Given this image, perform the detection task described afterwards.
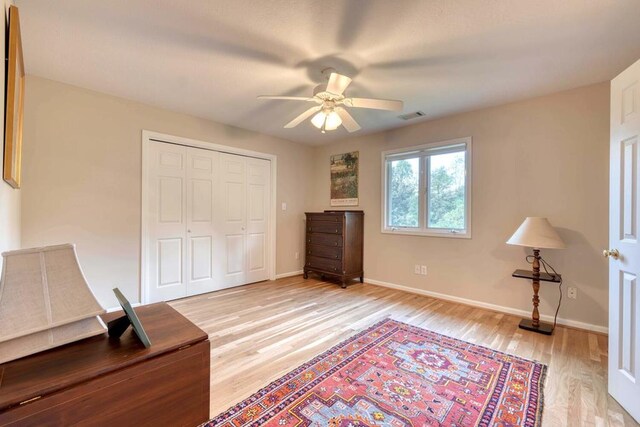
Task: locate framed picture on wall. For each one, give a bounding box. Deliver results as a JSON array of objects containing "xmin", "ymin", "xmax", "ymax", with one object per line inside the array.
[
  {"xmin": 3, "ymin": 5, "xmax": 25, "ymax": 189},
  {"xmin": 330, "ymin": 151, "xmax": 359, "ymax": 206}
]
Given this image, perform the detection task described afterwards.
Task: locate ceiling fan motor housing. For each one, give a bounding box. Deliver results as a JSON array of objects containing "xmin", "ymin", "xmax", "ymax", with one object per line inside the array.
[{"xmin": 313, "ymin": 84, "xmax": 343, "ymax": 100}]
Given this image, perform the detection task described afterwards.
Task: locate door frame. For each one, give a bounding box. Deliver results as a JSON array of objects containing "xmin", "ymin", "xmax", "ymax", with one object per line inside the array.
[{"xmin": 140, "ymin": 130, "xmax": 277, "ymax": 304}]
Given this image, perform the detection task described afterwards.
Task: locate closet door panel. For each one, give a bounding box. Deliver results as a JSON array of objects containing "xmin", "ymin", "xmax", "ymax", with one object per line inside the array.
[
  {"xmin": 246, "ymin": 158, "xmax": 271, "ymax": 283},
  {"xmin": 186, "ymin": 148, "xmax": 219, "ymax": 296},
  {"xmin": 147, "ymin": 142, "xmax": 188, "ymax": 303},
  {"xmin": 248, "ymin": 233, "xmax": 265, "ymax": 272},
  {"xmin": 190, "ymin": 236, "xmax": 212, "ymax": 280},
  {"xmin": 219, "ymin": 153, "xmax": 247, "ymax": 287},
  {"xmin": 226, "ymin": 234, "xmax": 244, "ymax": 274}
]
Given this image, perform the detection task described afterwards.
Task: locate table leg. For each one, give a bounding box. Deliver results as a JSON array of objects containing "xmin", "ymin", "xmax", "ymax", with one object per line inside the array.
[{"xmin": 531, "ymin": 278, "xmax": 540, "ymax": 328}]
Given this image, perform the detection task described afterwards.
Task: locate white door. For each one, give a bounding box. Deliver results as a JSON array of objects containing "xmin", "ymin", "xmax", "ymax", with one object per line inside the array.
[
  {"xmin": 246, "ymin": 157, "xmax": 271, "ymax": 283},
  {"xmin": 219, "ymin": 153, "xmax": 248, "ymax": 287},
  {"xmin": 609, "ymin": 58, "xmax": 640, "ymax": 423},
  {"xmin": 145, "ymin": 141, "xmax": 272, "ymax": 302},
  {"xmin": 186, "ymin": 147, "xmax": 219, "ymax": 296},
  {"xmin": 218, "ymin": 153, "xmax": 271, "ymax": 288},
  {"xmin": 147, "ymin": 142, "xmax": 188, "ymax": 302},
  {"xmin": 146, "ymin": 142, "xmax": 220, "ymax": 302}
]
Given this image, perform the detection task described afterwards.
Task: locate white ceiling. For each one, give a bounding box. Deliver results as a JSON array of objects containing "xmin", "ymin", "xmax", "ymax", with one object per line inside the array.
[{"xmin": 15, "ymin": 0, "xmax": 640, "ymax": 145}]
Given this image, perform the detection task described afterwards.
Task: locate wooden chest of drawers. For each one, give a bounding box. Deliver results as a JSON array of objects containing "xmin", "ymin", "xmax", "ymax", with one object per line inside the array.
[
  {"xmin": 0, "ymin": 303, "xmax": 210, "ymax": 426},
  {"xmin": 304, "ymin": 211, "xmax": 364, "ymax": 288}
]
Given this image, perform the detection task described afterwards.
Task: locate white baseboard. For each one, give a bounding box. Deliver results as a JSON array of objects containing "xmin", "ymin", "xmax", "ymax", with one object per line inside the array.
[
  {"xmin": 275, "ymin": 270, "xmax": 304, "ymax": 279},
  {"xmin": 364, "ymin": 277, "xmax": 608, "ymax": 335}
]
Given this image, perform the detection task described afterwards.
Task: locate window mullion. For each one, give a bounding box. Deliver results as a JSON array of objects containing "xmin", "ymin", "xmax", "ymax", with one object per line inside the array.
[
  {"xmin": 385, "ymin": 160, "xmax": 391, "ymax": 228},
  {"xmin": 422, "ymin": 155, "xmax": 429, "ymax": 232}
]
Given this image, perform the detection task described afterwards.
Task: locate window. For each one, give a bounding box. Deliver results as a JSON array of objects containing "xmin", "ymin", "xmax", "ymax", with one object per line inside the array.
[{"xmin": 382, "ymin": 137, "xmax": 471, "ymax": 238}]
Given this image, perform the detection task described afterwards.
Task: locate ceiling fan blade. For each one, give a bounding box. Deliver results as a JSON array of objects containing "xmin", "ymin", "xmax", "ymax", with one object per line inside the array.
[
  {"xmin": 343, "ymin": 97, "xmax": 403, "ymax": 111},
  {"xmin": 258, "ymin": 95, "xmax": 317, "ymax": 102},
  {"xmin": 284, "ymin": 106, "xmax": 322, "ymax": 128},
  {"xmin": 335, "ymin": 107, "xmax": 361, "ymax": 133},
  {"xmin": 326, "ymin": 73, "xmax": 352, "ymax": 95}
]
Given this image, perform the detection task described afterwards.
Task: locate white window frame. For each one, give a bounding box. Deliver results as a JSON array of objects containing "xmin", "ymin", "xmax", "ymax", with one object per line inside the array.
[{"xmin": 381, "ymin": 137, "xmax": 472, "ymax": 238}]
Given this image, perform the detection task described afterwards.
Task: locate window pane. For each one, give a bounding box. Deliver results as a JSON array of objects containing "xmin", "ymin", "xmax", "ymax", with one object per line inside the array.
[
  {"xmin": 388, "ymin": 158, "xmax": 419, "ymax": 227},
  {"xmin": 428, "ymin": 151, "xmax": 466, "ymax": 230}
]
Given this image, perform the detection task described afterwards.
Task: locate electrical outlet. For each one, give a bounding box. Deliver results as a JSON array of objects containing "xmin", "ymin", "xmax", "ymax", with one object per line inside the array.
[
  {"xmin": 567, "ymin": 287, "xmax": 577, "ymax": 299},
  {"xmin": 295, "ymin": 252, "xmax": 299, "ymax": 260},
  {"xmin": 420, "ymin": 265, "xmax": 428, "ymax": 275},
  {"xmin": 414, "ymin": 264, "xmax": 421, "ymax": 274},
  {"xmin": 281, "ymin": 202, "xmax": 287, "ymax": 211}
]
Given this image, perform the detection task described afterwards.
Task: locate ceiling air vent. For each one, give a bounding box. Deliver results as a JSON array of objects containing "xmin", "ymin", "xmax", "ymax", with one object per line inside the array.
[{"xmin": 398, "ymin": 111, "xmax": 425, "ymax": 121}]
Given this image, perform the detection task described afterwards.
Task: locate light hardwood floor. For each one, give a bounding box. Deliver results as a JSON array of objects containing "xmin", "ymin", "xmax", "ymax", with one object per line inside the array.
[{"xmin": 170, "ymin": 276, "xmax": 637, "ymax": 427}]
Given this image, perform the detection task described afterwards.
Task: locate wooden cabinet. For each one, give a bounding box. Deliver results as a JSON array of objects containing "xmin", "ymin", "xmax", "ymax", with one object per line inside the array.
[
  {"xmin": 304, "ymin": 211, "xmax": 364, "ymax": 288},
  {"xmin": 0, "ymin": 303, "xmax": 210, "ymax": 427}
]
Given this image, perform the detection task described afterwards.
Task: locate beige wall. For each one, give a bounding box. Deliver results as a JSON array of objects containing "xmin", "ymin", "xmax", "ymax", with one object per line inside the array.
[
  {"xmin": 309, "ymin": 83, "xmax": 610, "ymax": 329},
  {"xmin": 0, "ymin": 0, "xmax": 20, "ymax": 272},
  {"xmin": 20, "ymin": 75, "xmax": 610, "ymax": 328},
  {"xmin": 21, "ymin": 76, "xmax": 313, "ymax": 308}
]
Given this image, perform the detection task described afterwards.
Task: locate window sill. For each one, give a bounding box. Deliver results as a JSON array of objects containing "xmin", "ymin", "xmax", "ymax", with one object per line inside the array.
[{"xmin": 381, "ymin": 228, "xmax": 471, "ymax": 239}]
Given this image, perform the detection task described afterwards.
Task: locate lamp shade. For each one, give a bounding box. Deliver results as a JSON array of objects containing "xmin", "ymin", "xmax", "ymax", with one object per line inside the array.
[
  {"xmin": 506, "ymin": 217, "xmax": 566, "ymax": 249},
  {"xmin": 0, "ymin": 244, "xmax": 106, "ymax": 363}
]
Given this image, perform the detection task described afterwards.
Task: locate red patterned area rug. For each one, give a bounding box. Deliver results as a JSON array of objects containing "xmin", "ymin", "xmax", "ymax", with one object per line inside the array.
[{"xmin": 205, "ymin": 319, "xmax": 546, "ymax": 427}]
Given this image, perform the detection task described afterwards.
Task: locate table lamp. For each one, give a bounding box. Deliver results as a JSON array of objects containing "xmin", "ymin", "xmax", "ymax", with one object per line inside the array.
[
  {"xmin": 507, "ymin": 217, "xmax": 566, "ymax": 334},
  {"xmin": 0, "ymin": 244, "xmax": 106, "ymax": 364}
]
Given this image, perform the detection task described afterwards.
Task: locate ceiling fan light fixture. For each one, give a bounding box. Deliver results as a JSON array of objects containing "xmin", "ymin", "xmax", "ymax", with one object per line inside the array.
[
  {"xmin": 311, "ymin": 111, "xmax": 326, "ymax": 129},
  {"xmin": 324, "ymin": 111, "xmax": 342, "ymax": 130}
]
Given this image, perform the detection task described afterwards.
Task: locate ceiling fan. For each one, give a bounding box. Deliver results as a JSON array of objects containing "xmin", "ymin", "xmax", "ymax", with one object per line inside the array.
[{"xmin": 257, "ymin": 69, "xmax": 403, "ymax": 133}]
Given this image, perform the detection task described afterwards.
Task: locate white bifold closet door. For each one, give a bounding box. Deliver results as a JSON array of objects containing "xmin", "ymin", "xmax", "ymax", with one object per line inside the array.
[
  {"xmin": 146, "ymin": 141, "xmax": 270, "ymax": 303},
  {"xmin": 219, "ymin": 153, "xmax": 271, "ymax": 287}
]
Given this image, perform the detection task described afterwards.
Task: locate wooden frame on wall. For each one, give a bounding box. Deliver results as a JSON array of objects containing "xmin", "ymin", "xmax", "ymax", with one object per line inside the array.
[
  {"xmin": 330, "ymin": 151, "xmax": 359, "ymax": 207},
  {"xmin": 3, "ymin": 5, "xmax": 25, "ymax": 189}
]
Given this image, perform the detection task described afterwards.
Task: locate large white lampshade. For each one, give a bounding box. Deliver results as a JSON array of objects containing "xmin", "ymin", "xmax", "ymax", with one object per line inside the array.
[
  {"xmin": 506, "ymin": 217, "xmax": 566, "ymax": 249},
  {"xmin": 0, "ymin": 244, "xmax": 106, "ymax": 364}
]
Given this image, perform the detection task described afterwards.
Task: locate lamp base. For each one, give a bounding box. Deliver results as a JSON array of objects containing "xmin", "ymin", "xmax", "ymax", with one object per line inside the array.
[{"xmin": 518, "ymin": 318, "xmax": 554, "ymax": 335}]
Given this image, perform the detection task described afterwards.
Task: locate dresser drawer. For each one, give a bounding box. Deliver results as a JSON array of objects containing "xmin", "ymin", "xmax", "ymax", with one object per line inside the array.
[
  {"xmin": 307, "ymin": 244, "xmax": 342, "ymax": 260},
  {"xmin": 308, "ymin": 221, "xmax": 343, "ymax": 234},
  {"xmin": 306, "ymin": 213, "xmax": 342, "ymax": 223},
  {"xmin": 306, "ymin": 256, "xmax": 342, "ymax": 273},
  {"xmin": 307, "ymin": 233, "xmax": 343, "ymax": 247}
]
